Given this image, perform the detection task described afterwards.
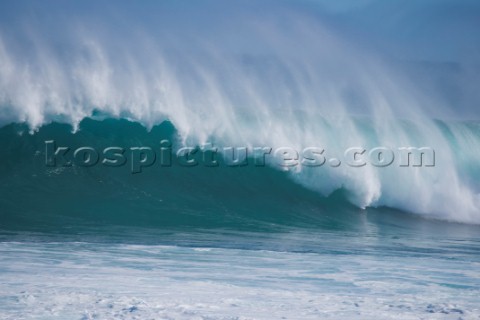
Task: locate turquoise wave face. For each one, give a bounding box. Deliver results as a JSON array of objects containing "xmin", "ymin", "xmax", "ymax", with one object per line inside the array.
[
  {"xmin": 0, "ymin": 118, "xmax": 355, "ymax": 233},
  {"xmin": 0, "ymin": 118, "xmax": 479, "ymax": 241}
]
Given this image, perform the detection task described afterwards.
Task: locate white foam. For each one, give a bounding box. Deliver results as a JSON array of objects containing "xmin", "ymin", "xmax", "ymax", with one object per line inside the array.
[{"xmin": 0, "ymin": 241, "xmax": 479, "ymax": 319}]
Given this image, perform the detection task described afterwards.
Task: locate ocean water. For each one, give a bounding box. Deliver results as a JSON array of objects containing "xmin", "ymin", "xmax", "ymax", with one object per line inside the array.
[
  {"xmin": 1, "ymin": 120, "xmax": 480, "ymax": 319},
  {"xmin": 1, "ymin": 0, "xmax": 480, "ymax": 319}
]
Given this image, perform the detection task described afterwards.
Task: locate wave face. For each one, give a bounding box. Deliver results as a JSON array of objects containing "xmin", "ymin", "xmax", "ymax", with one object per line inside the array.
[
  {"xmin": 0, "ymin": 0, "xmax": 480, "ymax": 224},
  {"xmin": 0, "ymin": 118, "xmax": 479, "ymax": 230}
]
